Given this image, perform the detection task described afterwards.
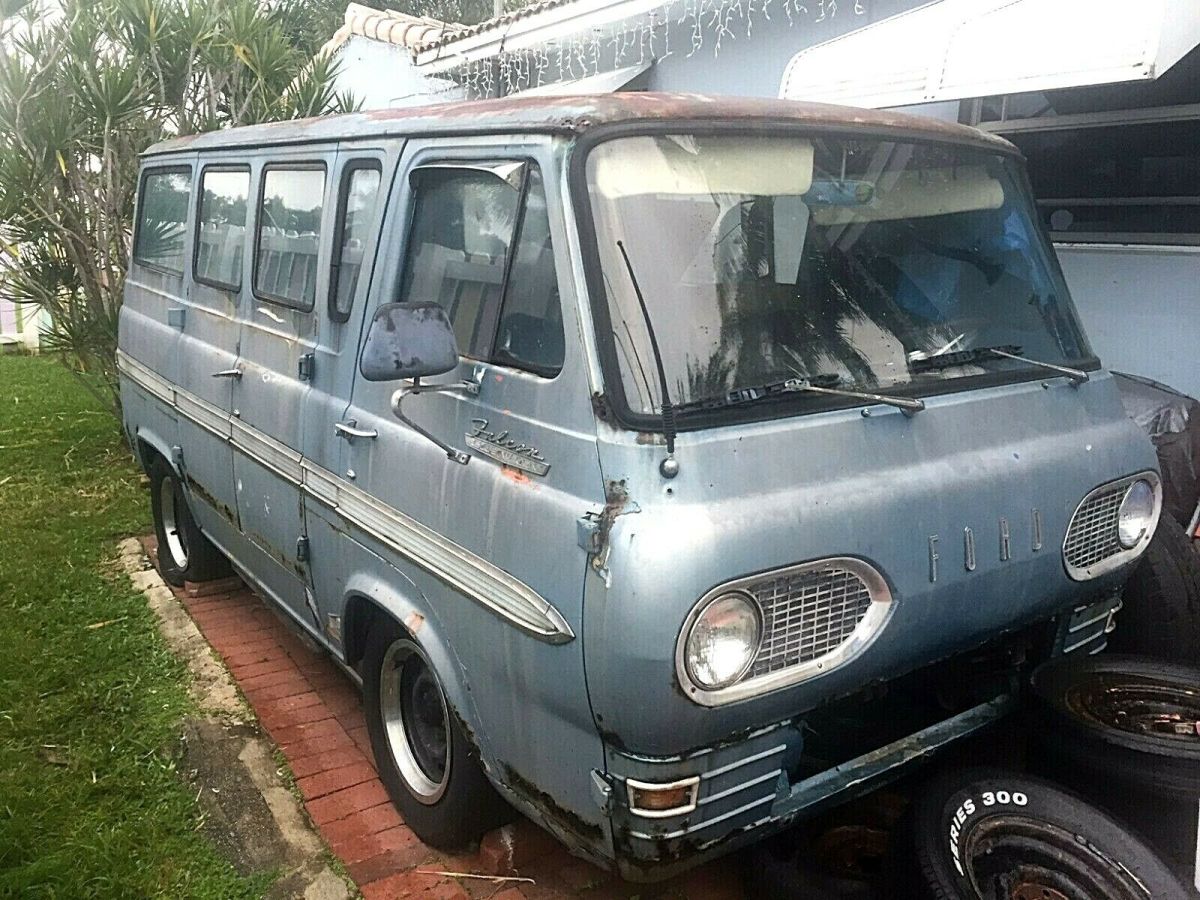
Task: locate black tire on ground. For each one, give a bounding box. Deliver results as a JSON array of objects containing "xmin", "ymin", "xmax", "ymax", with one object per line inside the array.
[
  {"xmin": 898, "ymin": 768, "xmax": 1186, "ymax": 899},
  {"xmin": 362, "ymin": 615, "xmax": 508, "ymax": 850},
  {"xmin": 1111, "ymin": 515, "xmax": 1200, "ymax": 664},
  {"xmin": 148, "ymin": 456, "xmax": 231, "ymax": 587},
  {"xmin": 1029, "ymin": 654, "xmax": 1200, "ymax": 885}
]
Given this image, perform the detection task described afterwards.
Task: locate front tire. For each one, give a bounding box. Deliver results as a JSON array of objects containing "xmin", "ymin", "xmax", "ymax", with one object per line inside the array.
[
  {"xmin": 362, "ymin": 617, "xmax": 507, "ymax": 850},
  {"xmin": 148, "ymin": 456, "xmax": 230, "ymax": 587},
  {"xmin": 899, "ymin": 768, "xmax": 1185, "ymax": 899},
  {"xmin": 1113, "ymin": 515, "xmax": 1200, "ymax": 664}
]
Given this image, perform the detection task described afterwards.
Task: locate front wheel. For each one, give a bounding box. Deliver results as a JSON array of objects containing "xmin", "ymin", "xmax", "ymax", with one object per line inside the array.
[
  {"xmin": 900, "ymin": 768, "xmax": 1186, "ymax": 899},
  {"xmin": 362, "ymin": 618, "xmax": 507, "ymax": 850},
  {"xmin": 148, "ymin": 456, "xmax": 230, "ymax": 587}
]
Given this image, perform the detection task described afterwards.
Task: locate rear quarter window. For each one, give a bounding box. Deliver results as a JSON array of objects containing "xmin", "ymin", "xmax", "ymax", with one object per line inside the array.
[{"xmin": 133, "ymin": 167, "xmax": 192, "ymax": 275}]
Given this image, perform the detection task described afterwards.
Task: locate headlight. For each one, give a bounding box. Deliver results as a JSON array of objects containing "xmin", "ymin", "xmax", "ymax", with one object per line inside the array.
[
  {"xmin": 1118, "ymin": 479, "xmax": 1156, "ymax": 549},
  {"xmin": 684, "ymin": 592, "xmax": 762, "ymax": 690}
]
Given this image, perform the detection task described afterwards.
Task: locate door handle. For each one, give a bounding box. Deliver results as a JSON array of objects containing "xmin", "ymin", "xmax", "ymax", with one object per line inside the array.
[
  {"xmin": 334, "ymin": 421, "xmax": 378, "ymax": 441},
  {"xmin": 212, "ymin": 368, "xmax": 242, "ymax": 379}
]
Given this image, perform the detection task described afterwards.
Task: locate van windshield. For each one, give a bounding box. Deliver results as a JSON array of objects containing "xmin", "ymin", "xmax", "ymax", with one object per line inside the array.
[{"xmin": 585, "ymin": 133, "xmax": 1093, "ymax": 419}]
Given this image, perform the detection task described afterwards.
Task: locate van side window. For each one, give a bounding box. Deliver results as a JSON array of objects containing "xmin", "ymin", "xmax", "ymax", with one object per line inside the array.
[
  {"xmin": 398, "ymin": 163, "xmax": 564, "ymax": 376},
  {"xmin": 195, "ymin": 167, "xmax": 250, "ymax": 290},
  {"xmin": 255, "ymin": 165, "xmax": 327, "ymax": 310},
  {"xmin": 133, "ymin": 167, "xmax": 191, "ymax": 275},
  {"xmin": 330, "ymin": 162, "xmax": 382, "ymax": 322}
]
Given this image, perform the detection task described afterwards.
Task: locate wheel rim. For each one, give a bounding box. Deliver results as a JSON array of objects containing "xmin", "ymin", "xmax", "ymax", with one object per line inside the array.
[
  {"xmin": 1066, "ymin": 672, "xmax": 1200, "ymax": 742},
  {"xmin": 963, "ymin": 815, "xmax": 1152, "ymax": 900},
  {"xmin": 379, "ymin": 638, "xmax": 450, "ymax": 804},
  {"xmin": 159, "ymin": 475, "xmax": 189, "ymax": 570}
]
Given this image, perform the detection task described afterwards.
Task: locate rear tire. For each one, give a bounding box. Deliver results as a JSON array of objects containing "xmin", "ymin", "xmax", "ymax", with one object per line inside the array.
[
  {"xmin": 362, "ymin": 616, "xmax": 507, "ymax": 850},
  {"xmin": 148, "ymin": 456, "xmax": 230, "ymax": 587},
  {"xmin": 899, "ymin": 768, "xmax": 1186, "ymax": 899},
  {"xmin": 1113, "ymin": 515, "xmax": 1200, "ymax": 664}
]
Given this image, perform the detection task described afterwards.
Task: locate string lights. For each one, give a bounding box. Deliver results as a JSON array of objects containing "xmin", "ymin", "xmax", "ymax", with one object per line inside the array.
[{"xmin": 435, "ymin": 0, "xmax": 868, "ymax": 99}]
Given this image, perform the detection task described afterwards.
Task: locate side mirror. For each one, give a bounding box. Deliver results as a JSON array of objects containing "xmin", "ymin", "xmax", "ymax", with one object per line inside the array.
[{"xmin": 360, "ymin": 302, "xmax": 459, "ymax": 382}]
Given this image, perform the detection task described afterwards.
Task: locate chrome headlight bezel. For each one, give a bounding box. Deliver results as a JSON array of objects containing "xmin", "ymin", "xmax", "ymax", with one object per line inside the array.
[
  {"xmin": 1063, "ymin": 470, "xmax": 1162, "ymax": 581},
  {"xmin": 675, "ymin": 557, "xmax": 893, "ymax": 707}
]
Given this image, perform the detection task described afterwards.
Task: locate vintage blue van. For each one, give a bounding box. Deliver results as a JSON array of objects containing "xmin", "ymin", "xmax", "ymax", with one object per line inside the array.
[{"xmin": 117, "ymin": 94, "xmax": 1162, "ymax": 879}]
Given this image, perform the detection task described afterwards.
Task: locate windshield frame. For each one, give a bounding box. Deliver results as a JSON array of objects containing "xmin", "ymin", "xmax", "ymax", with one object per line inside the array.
[{"xmin": 569, "ymin": 119, "xmax": 1100, "ymax": 433}]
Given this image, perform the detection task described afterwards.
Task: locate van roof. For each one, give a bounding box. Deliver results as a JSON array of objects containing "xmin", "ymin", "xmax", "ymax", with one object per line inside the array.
[{"xmin": 143, "ymin": 92, "xmax": 1014, "ymax": 158}]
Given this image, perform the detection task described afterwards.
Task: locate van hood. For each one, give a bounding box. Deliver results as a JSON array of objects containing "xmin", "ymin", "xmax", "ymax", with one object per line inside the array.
[{"xmin": 582, "ymin": 373, "xmax": 1158, "ymax": 755}]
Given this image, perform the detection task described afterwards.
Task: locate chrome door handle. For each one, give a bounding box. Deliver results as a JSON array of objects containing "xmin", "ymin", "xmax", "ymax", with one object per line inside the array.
[
  {"xmin": 334, "ymin": 421, "xmax": 378, "ymax": 441},
  {"xmin": 212, "ymin": 368, "xmax": 242, "ymax": 379}
]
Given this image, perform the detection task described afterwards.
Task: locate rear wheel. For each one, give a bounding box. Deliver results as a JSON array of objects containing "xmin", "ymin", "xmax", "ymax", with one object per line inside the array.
[
  {"xmin": 900, "ymin": 768, "xmax": 1185, "ymax": 899},
  {"xmin": 148, "ymin": 456, "xmax": 230, "ymax": 587},
  {"xmin": 362, "ymin": 616, "xmax": 507, "ymax": 849}
]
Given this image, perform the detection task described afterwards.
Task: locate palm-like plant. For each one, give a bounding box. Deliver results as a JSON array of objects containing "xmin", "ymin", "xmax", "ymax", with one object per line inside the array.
[{"xmin": 0, "ymin": 0, "xmax": 359, "ymax": 413}]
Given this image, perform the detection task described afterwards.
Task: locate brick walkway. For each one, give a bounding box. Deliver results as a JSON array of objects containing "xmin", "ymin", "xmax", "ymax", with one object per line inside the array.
[{"xmin": 147, "ymin": 539, "xmax": 745, "ymax": 900}]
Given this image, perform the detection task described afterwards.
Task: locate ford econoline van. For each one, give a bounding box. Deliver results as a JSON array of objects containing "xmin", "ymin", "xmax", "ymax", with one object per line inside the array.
[{"xmin": 118, "ymin": 94, "xmax": 1161, "ymax": 880}]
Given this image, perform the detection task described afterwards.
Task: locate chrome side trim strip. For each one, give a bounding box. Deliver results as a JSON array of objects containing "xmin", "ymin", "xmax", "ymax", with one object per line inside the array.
[
  {"xmin": 231, "ymin": 418, "xmax": 303, "ymax": 483},
  {"xmin": 117, "ymin": 351, "xmax": 575, "ymax": 644},
  {"xmin": 628, "ymin": 795, "xmax": 774, "ymax": 841},
  {"xmin": 697, "ymin": 770, "xmax": 780, "ymax": 807},
  {"xmin": 699, "ymin": 744, "xmax": 787, "ymax": 781}
]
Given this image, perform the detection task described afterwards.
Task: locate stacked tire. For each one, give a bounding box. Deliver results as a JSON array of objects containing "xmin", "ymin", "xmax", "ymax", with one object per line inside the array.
[{"xmin": 1030, "ymin": 654, "xmax": 1200, "ymax": 895}]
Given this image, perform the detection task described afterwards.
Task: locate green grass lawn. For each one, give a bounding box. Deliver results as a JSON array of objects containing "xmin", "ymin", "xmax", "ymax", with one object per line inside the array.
[{"xmin": 0, "ymin": 354, "xmax": 270, "ymax": 898}]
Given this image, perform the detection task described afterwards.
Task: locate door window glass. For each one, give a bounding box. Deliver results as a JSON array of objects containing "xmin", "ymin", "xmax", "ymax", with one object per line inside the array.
[
  {"xmin": 134, "ymin": 167, "xmax": 191, "ymax": 275},
  {"xmin": 195, "ymin": 168, "xmax": 250, "ymax": 290},
  {"xmin": 255, "ymin": 166, "xmax": 327, "ymax": 310},
  {"xmin": 330, "ymin": 163, "xmax": 382, "ymax": 322},
  {"xmin": 398, "ymin": 163, "xmax": 564, "ymax": 376}
]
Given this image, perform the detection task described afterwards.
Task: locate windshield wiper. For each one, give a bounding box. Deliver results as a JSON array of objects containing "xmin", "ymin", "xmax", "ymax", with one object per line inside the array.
[
  {"xmin": 675, "ymin": 375, "xmax": 925, "ymax": 417},
  {"xmin": 909, "ymin": 344, "xmax": 1089, "ymax": 385}
]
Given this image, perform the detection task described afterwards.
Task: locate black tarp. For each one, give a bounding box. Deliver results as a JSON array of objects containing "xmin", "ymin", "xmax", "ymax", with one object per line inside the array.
[{"xmin": 1113, "ymin": 372, "xmax": 1200, "ymax": 527}]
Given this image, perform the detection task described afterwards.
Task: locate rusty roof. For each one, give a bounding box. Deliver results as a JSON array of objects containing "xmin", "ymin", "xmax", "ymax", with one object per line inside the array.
[{"xmin": 143, "ymin": 93, "xmax": 1015, "ymax": 157}]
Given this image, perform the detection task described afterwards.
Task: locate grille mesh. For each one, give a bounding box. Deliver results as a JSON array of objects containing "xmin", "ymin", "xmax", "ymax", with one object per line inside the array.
[
  {"xmin": 1064, "ymin": 483, "xmax": 1126, "ymax": 571},
  {"xmin": 747, "ymin": 566, "xmax": 874, "ymax": 678}
]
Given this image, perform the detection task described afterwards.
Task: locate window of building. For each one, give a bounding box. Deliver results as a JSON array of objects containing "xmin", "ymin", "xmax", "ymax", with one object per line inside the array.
[
  {"xmin": 133, "ymin": 167, "xmax": 191, "ymax": 275},
  {"xmin": 195, "ymin": 167, "xmax": 250, "ymax": 290},
  {"xmin": 1010, "ymin": 117, "xmax": 1200, "ymax": 246},
  {"xmin": 329, "ymin": 162, "xmax": 382, "ymax": 322},
  {"xmin": 397, "ymin": 162, "xmax": 564, "ymax": 377},
  {"xmin": 255, "ymin": 165, "xmax": 327, "ymax": 310}
]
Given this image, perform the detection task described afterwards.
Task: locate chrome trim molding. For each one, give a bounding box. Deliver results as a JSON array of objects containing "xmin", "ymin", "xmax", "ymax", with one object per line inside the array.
[
  {"xmin": 117, "ymin": 350, "xmax": 575, "ymax": 644},
  {"xmin": 676, "ymin": 557, "xmax": 893, "ymax": 707},
  {"xmin": 1062, "ymin": 470, "xmax": 1162, "ymax": 581}
]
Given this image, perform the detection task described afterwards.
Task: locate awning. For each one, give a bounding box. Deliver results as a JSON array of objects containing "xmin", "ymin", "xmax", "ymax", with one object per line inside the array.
[
  {"xmin": 515, "ymin": 62, "xmax": 650, "ymax": 97},
  {"xmin": 779, "ymin": 0, "xmax": 1200, "ymax": 108}
]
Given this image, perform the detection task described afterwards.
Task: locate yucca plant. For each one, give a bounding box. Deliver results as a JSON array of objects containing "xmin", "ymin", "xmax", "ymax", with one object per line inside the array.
[{"xmin": 0, "ymin": 0, "xmax": 359, "ymax": 413}]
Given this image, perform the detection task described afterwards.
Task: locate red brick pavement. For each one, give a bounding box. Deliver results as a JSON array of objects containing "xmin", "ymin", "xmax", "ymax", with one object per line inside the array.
[{"xmin": 143, "ymin": 537, "xmax": 745, "ymax": 899}]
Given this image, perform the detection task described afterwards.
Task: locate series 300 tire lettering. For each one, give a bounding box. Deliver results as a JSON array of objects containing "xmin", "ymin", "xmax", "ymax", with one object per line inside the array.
[{"xmin": 949, "ymin": 789, "xmax": 1030, "ymax": 876}]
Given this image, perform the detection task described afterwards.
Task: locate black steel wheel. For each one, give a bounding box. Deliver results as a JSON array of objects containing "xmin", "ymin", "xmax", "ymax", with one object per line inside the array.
[
  {"xmin": 362, "ymin": 615, "xmax": 508, "ymax": 850},
  {"xmin": 899, "ymin": 769, "xmax": 1185, "ymax": 899},
  {"xmin": 1030, "ymin": 655, "xmax": 1200, "ymax": 888},
  {"xmin": 147, "ymin": 456, "xmax": 230, "ymax": 587}
]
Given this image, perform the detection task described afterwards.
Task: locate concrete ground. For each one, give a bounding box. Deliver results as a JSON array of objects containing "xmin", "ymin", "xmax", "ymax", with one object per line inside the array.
[{"xmin": 132, "ymin": 536, "xmax": 746, "ymax": 900}]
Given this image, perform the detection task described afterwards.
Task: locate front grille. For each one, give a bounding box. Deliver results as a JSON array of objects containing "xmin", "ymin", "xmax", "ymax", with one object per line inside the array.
[
  {"xmin": 1063, "ymin": 482, "xmax": 1126, "ymax": 571},
  {"xmin": 747, "ymin": 565, "xmax": 875, "ymax": 678}
]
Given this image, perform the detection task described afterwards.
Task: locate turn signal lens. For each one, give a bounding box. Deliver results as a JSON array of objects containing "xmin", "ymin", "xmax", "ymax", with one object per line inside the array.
[{"xmin": 626, "ymin": 776, "xmax": 700, "ymax": 817}]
